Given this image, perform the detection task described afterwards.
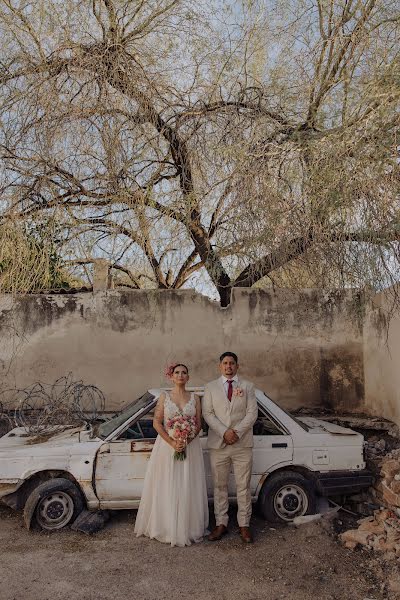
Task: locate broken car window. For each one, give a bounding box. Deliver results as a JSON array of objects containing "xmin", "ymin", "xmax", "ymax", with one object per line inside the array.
[
  {"xmin": 97, "ymin": 392, "xmax": 156, "ymax": 439},
  {"xmin": 253, "ymin": 407, "xmax": 284, "ymax": 435},
  {"xmin": 263, "ymin": 392, "xmax": 310, "ymax": 432}
]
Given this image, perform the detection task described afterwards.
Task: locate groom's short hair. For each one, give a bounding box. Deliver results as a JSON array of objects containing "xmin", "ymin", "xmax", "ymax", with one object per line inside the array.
[{"xmin": 219, "ymin": 351, "xmax": 238, "ymax": 363}]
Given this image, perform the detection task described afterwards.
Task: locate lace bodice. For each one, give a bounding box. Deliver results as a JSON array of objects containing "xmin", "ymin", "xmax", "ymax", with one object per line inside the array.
[{"xmin": 163, "ymin": 391, "xmax": 196, "ymax": 422}]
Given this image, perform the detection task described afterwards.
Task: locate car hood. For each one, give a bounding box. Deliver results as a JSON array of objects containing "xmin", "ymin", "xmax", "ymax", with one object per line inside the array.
[
  {"xmin": 297, "ymin": 417, "xmax": 359, "ymax": 436},
  {"xmin": 0, "ymin": 426, "xmax": 84, "ymax": 450}
]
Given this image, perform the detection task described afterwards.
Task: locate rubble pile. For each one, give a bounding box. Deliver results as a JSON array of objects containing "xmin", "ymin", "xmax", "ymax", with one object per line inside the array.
[
  {"xmin": 366, "ymin": 437, "xmax": 387, "ymax": 459},
  {"xmin": 372, "ymin": 448, "xmax": 400, "ymax": 510},
  {"xmin": 340, "ymin": 450, "xmax": 400, "ymax": 559},
  {"xmin": 340, "ymin": 509, "xmax": 400, "ymax": 559}
]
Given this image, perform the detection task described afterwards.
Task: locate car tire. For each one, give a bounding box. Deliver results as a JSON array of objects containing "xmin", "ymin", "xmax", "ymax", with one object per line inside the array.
[
  {"xmin": 24, "ymin": 478, "xmax": 84, "ymax": 531},
  {"xmin": 258, "ymin": 471, "xmax": 316, "ymax": 523}
]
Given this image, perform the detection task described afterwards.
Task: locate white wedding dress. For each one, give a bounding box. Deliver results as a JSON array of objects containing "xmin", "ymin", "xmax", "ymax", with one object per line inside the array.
[{"xmin": 134, "ymin": 391, "xmax": 209, "ymax": 547}]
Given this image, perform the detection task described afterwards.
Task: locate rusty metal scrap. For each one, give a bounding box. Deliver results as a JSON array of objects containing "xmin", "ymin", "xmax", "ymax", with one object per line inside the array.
[{"xmin": 0, "ymin": 374, "xmax": 105, "ymax": 436}]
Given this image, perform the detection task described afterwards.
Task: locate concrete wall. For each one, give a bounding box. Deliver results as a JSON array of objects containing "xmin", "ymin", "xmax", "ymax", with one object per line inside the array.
[
  {"xmin": 364, "ymin": 287, "xmax": 400, "ymax": 426},
  {"xmin": 0, "ymin": 288, "xmax": 365, "ymax": 411}
]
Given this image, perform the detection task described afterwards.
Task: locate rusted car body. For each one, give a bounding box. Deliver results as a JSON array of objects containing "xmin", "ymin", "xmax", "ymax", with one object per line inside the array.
[{"xmin": 0, "ymin": 388, "xmax": 373, "ymax": 530}]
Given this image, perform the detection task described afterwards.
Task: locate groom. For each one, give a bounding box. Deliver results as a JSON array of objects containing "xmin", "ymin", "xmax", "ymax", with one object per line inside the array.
[{"xmin": 203, "ymin": 352, "xmax": 258, "ymax": 543}]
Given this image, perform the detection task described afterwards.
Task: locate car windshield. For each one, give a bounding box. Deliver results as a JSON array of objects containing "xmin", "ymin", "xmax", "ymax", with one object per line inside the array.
[
  {"xmin": 262, "ymin": 392, "xmax": 310, "ymax": 432},
  {"xmin": 97, "ymin": 392, "xmax": 156, "ymax": 439}
]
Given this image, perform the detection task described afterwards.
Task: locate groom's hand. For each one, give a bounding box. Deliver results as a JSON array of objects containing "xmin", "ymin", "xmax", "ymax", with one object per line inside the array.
[{"xmin": 223, "ymin": 429, "xmax": 239, "ymax": 445}]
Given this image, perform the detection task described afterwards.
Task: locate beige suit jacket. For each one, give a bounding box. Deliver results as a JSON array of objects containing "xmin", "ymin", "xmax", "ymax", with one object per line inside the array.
[{"xmin": 202, "ymin": 377, "xmax": 258, "ymax": 449}]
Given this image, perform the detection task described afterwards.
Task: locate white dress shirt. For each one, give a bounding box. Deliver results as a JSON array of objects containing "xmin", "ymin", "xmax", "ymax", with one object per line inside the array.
[{"xmin": 221, "ymin": 374, "xmax": 239, "ymax": 399}]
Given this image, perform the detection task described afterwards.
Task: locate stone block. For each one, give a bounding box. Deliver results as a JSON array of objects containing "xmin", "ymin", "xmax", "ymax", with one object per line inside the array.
[
  {"xmin": 384, "ymin": 517, "xmax": 400, "ymax": 530},
  {"xmin": 385, "ymin": 525, "xmax": 400, "ymax": 544},
  {"xmin": 391, "ymin": 480, "xmax": 400, "ymax": 494},
  {"xmin": 358, "ymin": 518, "xmax": 384, "ymax": 535},
  {"xmin": 340, "ymin": 528, "xmax": 372, "ymax": 547},
  {"xmin": 357, "ymin": 515, "xmax": 374, "ymax": 525},
  {"xmin": 369, "ymin": 534, "xmax": 386, "ymax": 551},
  {"xmin": 93, "ymin": 259, "xmax": 112, "ymax": 292},
  {"xmin": 382, "ymin": 483, "xmax": 400, "ymax": 508},
  {"xmin": 375, "ymin": 508, "xmax": 393, "ymax": 522},
  {"xmin": 381, "ymin": 459, "xmax": 400, "ymax": 482},
  {"xmin": 373, "ymin": 482, "xmax": 384, "ymax": 501}
]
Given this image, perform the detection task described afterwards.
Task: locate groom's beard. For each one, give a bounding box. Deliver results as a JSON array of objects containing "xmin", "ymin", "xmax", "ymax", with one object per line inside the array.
[{"xmin": 222, "ymin": 369, "xmax": 237, "ymax": 377}]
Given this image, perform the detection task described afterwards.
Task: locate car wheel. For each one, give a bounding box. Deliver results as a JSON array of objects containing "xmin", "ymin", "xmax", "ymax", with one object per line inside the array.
[
  {"xmin": 258, "ymin": 471, "xmax": 316, "ymax": 523},
  {"xmin": 24, "ymin": 478, "xmax": 84, "ymax": 531}
]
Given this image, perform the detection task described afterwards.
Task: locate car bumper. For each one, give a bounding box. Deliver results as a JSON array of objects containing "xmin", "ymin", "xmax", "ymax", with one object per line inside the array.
[{"xmin": 314, "ymin": 469, "xmax": 374, "ymax": 496}]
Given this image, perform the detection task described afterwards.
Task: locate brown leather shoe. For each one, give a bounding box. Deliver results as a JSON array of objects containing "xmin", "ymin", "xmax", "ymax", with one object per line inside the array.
[
  {"xmin": 208, "ymin": 524, "xmax": 228, "ymax": 541},
  {"xmin": 239, "ymin": 526, "xmax": 253, "ymax": 543}
]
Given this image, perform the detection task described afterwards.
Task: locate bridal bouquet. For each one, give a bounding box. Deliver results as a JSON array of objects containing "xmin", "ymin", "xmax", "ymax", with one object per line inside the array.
[{"xmin": 166, "ymin": 415, "xmax": 197, "ymax": 460}]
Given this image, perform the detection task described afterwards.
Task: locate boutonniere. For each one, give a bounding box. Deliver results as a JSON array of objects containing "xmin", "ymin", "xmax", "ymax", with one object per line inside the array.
[{"xmin": 233, "ymin": 387, "xmax": 244, "ymax": 397}]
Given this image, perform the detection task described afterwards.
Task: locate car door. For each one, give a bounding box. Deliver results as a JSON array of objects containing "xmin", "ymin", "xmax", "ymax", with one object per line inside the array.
[
  {"xmin": 95, "ymin": 438, "xmax": 155, "ymax": 507},
  {"xmin": 251, "ymin": 405, "xmax": 293, "ymax": 494},
  {"xmin": 200, "ymin": 432, "xmax": 213, "ymax": 496},
  {"xmin": 95, "ymin": 416, "xmax": 157, "ymax": 508}
]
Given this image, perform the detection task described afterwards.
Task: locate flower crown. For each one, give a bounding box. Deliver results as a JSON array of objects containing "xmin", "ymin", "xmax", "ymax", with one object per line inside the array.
[
  {"xmin": 164, "ymin": 363, "xmax": 178, "ymax": 379},
  {"xmin": 164, "ymin": 362, "xmax": 189, "ymax": 379}
]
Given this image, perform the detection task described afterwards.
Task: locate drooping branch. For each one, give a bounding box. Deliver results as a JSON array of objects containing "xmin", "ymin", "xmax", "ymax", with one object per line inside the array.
[
  {"xmin": 233, "ymin": 234, "xmax": 314, "ymax": 288},
  {"xmin": 233, "ymin": 226, "xmax": 400, "ymax": 289}
]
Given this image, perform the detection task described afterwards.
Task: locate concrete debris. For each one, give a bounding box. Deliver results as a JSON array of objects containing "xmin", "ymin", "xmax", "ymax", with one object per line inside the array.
[
  {"xmin": 338, "ymin": 425, "xmax": 400, "ymax": 560},
  {"xmin": 291, "ymin": 514, "xmax": 323, "ymax": 526},
  {"xmin": 366, "ymin": 438, "xmax": 386, "ymax": 459},
  {"xmin": 341, "ymin": 449, "xmax": 400, "ymax": 559},
  {"xmin": 340, "ymin": 509, "xmax": 400, "ymax": 559},
  {"xmin": 371, "ymin": 449, "xmax": 400, "ymax": 509},
  {"xmin": 291, "ymin": 507, "xmax": 340, "ymax": 527}
]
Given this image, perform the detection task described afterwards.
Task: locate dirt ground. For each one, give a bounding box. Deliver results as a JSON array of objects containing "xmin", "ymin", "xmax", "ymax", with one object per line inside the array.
[{"xmin": 1, "ymin": 504, "xmax": 398, "ymax": 600}]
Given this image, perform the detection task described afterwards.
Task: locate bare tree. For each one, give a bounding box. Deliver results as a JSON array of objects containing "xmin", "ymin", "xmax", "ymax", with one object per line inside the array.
[{"xmin": 0, "ymin": 0, "xmax": 399, "ymax": 305}]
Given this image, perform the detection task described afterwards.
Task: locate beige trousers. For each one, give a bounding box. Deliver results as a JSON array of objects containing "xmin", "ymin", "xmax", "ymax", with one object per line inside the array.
[{"xmin": 209, "ymin": 445, "xmax": 253, "ymax": 528}]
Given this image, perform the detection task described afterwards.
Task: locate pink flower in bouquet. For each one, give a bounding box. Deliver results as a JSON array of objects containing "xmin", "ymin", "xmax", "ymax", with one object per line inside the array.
[{"xmin": 166, "ymin": 415, "xmax": 197, "ymax": 460}]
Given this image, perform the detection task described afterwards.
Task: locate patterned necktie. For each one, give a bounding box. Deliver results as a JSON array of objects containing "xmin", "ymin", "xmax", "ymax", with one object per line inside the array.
[{"xmin": 227, "ymin": 380, "xmax": 233, "ymax": 401}]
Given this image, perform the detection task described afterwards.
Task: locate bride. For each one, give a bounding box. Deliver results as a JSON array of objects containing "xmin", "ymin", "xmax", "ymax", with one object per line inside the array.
[{"xmin": 134, "ymin": 363, "xmax": 209, "ymax": 546}]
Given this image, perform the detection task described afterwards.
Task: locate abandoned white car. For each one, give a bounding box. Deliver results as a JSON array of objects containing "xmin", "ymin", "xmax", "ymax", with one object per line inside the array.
[{"xmin": 0, "ymin": 389, "xmax": 373, "ymax": 531}]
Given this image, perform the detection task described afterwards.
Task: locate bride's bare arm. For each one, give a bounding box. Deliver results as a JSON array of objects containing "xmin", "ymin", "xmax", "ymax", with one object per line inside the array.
[{"xmin": 153, "ymin": 393, "xmax": 185, "ymax": 451}]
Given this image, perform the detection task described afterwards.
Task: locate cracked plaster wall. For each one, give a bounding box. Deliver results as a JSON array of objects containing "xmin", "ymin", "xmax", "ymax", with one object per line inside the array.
[
  {"xmin": 0, "ymin": 288, "xmax": 367, "ymax": 411},
  {"xmin": 364, "ymin": 285, "xmax": 400, "ymax": 426}
]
